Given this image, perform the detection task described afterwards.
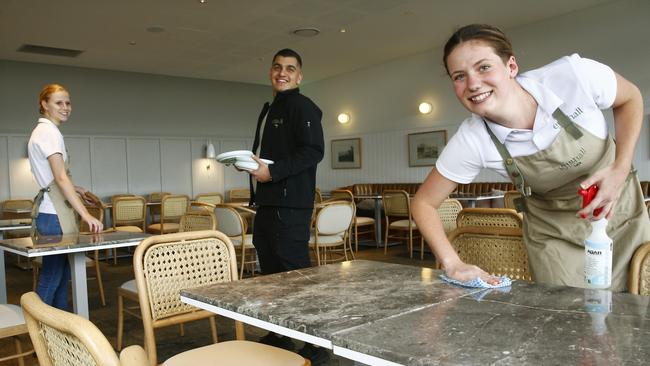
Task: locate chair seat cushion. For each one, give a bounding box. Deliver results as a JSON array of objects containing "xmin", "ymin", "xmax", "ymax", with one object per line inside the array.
[
  {"xmin": 115, "ymin": 226, "xmax": 143, "ymax": 233},
  {"xmin": 390, "ymin": 219, "xmax": 417, "ymax": 229},
  {"xmin": 163, "ymin": 340, "xmax": 305, "ymax": 366},
  {"xmin": 120, "ymin": 279, "xmax": 137, "ymax": 293},
  {"xmin": 147, "ymin": 223, "xmax": 180, "ymax": 233},
  {"xmin": 0, "ymin": 304, "xmax": 25, "ymax": 328},
  {"xmin": 309, "ymin": 234, "xmax": 344, "ymax": 245},
  {"xmin": 355, "ymin": 217, "xmax": 375, "ymax": 226}
]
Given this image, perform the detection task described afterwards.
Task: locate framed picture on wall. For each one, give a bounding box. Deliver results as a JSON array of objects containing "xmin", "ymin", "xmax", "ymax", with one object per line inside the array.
[
  {"xmin": 408, "ymin": 130, "xmax": 447, "ymax": 167},
  {"xmin": 331, "ymin": 138, "xmax": 361, "ymax": 169}
]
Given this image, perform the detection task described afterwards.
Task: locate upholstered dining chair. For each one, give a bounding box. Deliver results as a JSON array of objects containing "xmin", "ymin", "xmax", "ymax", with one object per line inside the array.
[
  {"xmin": 133, "ymin": 231, "xmax": 308, "ymax": 366},
  {"xmin": 629, "ymin": 241, "xmax": 650, "ymax": 295},
  {"xmin": 456, "ymin": 208, "xmax": 523, "ymax": 229},
  {"xmin": 382, "ymin": 189, "xmax": 419, "ymax": 258},
  {"xmin": 214, "ymin": 204, "xmax": 257, "ymax": 279},
  {"xmin": 194, "ymin": 192, "xmax": 224, "ymax": 206},
  {"xmin": 146, "ymin": 194, "xmax": 189, "ymax": 234},
  {"xmin": 445, "ymin": 226, "xmax": 532, "ymax": 281},
  {"xmin": 309, "ymin": 200, "xmax": 355, "ymax": 266},
  {"xmin": 0, "ymin": 303, "xmax": 34, "ymax": 365},
  {"xmin": 25, "ymin": 290, "xmax": 306, "ymax": 366}
]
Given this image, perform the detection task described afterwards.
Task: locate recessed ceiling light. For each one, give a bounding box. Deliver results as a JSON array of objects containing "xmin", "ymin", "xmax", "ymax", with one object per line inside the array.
[
  {"xmin": 291, "ymin": 28, "xmax": 320, "ymax": 37},
  {"xmin": 199, "ymin": 0, "xmax": 208, "ymax": 4},
  {"xmin": 146, "ymin": 26, "xmax": 165, "ymax": 33},
  {"xmin": 339, "ymin": 28, "xmax": 347, "ymax": 33},
  {"xmin": 128, "ymin": 41, "xmax": 137, "ymax": 46}
]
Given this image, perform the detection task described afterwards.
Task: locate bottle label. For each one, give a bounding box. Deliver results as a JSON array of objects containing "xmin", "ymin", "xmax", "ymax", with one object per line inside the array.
[{"xmin": 584, "ymin": 239, "xmax": 612, "ymax": 288}]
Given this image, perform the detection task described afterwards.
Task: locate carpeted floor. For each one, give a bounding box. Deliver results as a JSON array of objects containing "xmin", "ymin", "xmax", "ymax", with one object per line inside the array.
[{"xmin": 2, "ymin": 243, "xmax": 435, "ymax": 366}]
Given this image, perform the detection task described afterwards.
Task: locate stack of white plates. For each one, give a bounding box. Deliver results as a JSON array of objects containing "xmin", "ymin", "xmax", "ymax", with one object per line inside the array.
[{"xmin": 215, "ymin": 150, "xmax": 274, "ymax": 172}]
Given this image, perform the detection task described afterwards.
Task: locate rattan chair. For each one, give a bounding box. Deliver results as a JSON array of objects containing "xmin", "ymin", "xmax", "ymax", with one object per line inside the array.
[
  {"xmin": 112, "ymin": 196, "xmax": 147, "ymax": 232},
  {"xmin": 189, "ymin": 201, "xmax": 216, "ymax": 212},
  {"xmin": 503, "ymin": 191, "xmax": 522, "ymax": 211},
  {"xmin": 33, "ymin": 191, "xmax": 107, "ymax": 306},
  {"xmin": 147, "ymin": 192, "xmax": 170, "ymax": 224},
  {"xmin": 21, "ymin": 291, "xmax": 148, "ymax": 366},
  {"xmin": 309, "ymin": 201, "xmax": 355, "ymax": 266},
  {"xmin": 314, "ymin": 188, "xmax": 323, "ymax": 204},
  {"xmin": 194, "ymin": 193, "xmax": 224, "ymax": 206},
  {"xmin": 179, "ymin": 210, "xmax": 217, "ymax": 232},
  {"xmin": 445, "ymin": 226, "xmax": 532, "ymax": 281},
  {"xmin": 456, "ymin": 208, "xmax": 523, "ymax": 229},
  {"xmin": 0, "ymin": 304, "xmax": 34, "ymax": 365},
  {"xmin": 214, "ymin": 204, "xmax": 257, "ymax": 279},
  {"xmin": 329, "ymin": 190, "xmax": 375, "ymax": 252},
  {"xmin": 146, "ymin": 194, "xmax": 189, "ymax": 234},
  {"xmin": 133, "ymin": 231, "xmax": 308, "ymax": 366},
  {"xmin": 429, "ymin": 198, "xmax": 464, "ymax": 261},
  {"xmin": 629, "ymin": 241, "xmax": 650, "ymax": 295},
  {"xmin": 227, "ymin": 188, "xmax": 250, "ymax": 203},
  {"xmin": 382, "ymin": 189, "xmax": 420, "ymax": 258}
]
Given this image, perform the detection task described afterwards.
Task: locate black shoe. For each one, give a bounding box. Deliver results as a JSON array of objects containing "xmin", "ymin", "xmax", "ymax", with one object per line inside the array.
[
  {"xmin": 299, "ymin": 344, "xmax": 330, "ymax": 365},
  {"xmin": 258, "ymin": 332, "xmax": 296, "ymax": 351}
]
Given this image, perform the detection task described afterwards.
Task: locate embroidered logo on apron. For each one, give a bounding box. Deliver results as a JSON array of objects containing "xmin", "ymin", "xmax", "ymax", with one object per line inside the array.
[{"xmin": 558, "ymin": 146, "xmax": 586, "ymax": 170}]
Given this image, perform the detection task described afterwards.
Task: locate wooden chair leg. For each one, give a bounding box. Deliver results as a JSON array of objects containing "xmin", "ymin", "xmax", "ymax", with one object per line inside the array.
[
  {"xmin": 32, "ymin": 264, "xmax": 39, "ymax": 291},
  {"xmin": 420, "ymin": 236, "xmax": 425, "ymax": 260},
  {"xmin": 354, "ymin": 225, "xmax": 359, "ymax": 253},
  {"xmin": 209, "ymin": 317, "xmax": 218, "ymax": 343},
  {"xmin": 235, "ymin": 320, "xmax": 245, "ymax": 340},
  {"xmin": 117, "ymin": 293, "xmax": 125, "ymax": 351},
  {"xmin": 93, "ymin": 257, "xmax": 106, "ymax": 306},
  {"xmin": 14, "ymin": 336, "xmax": 25, "ymax": 366},
  {"xmin": 384, "ymin": 224, "xmax": 389, "ymax": 255},
  {"xmin": 179, "ymin": 324, "xmax": 185, "ymax": 336}
]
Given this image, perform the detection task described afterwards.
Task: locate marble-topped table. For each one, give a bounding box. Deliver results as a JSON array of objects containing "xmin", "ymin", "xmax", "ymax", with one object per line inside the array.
[
  {"xmin": 0, "ymin": 220, "xmax": 31, "ymax": 240},
  {"xmin": 448, "ymin": 192, "xmax": 505, "ymax": 208},
  {"xmin": 181, "ymin": 260, "xmax": 649, "ymax": 366},
  {"xmin": 0, "ymin": 231, "xmax": 150, "ymax": 318}
]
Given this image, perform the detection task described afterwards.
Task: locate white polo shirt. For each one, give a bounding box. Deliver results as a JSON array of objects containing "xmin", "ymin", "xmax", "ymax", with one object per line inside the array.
[
  {"xmin": 28, "ymin": 118, "xmax": 68, "ymax": 214},
  {"xmin": 436, "ymin": 54, "xmax": 617, "ymax": 184}
]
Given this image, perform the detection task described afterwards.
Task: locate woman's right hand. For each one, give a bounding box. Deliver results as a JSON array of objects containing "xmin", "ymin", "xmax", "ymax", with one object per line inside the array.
[
  {"xmin": 82, "ymin": 215, "xmax": 103, "ymax": 233},
  {"xmin": 444, "ymin": 260, "xmax": 501, "ymax": 285}
]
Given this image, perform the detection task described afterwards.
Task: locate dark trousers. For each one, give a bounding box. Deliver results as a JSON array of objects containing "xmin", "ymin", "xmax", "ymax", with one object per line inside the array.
[{"xmin": 253, "ymin": 206, "xmax": 313, "ymax": 275}]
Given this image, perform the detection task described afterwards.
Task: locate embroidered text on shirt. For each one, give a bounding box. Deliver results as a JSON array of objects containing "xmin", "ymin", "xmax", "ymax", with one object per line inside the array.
[{"xmin": 569, "ymin": 107, "xmax": 584, "ymax": 120}]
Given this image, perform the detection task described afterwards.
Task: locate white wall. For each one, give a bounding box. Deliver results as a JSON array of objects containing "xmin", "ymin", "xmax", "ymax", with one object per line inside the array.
[
  {"xmin": 0, "ymin": 133, "xmax": 251, "ymax": 202},
  {"xmin": 306, "ymin": 0, "xmax": 650, "ymax": 190}
]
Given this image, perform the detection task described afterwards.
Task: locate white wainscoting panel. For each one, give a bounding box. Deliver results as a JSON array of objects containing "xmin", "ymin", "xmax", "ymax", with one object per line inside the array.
[
  {"xmin": 0, "ymin": 137, "xmax": 9, "ymax": 199},
  {"xmin": 191, "ymin": 139, "xmax": 224, "ymax": 198},
  {"xmin": 92, "ymin": 138, "xmax": 128, "ymax": 197},
  {"xmin": 8, "ymin": 136, "xmax": 38, "ymax": 199},
  {"xmin": 220, "ymin": 140, "xmax": 251, "ymax": 196},
  {"xmin": 160, "ymin": 139, "xmax": 192, "ymax": 195},
  {"xmin": 127, "ymin": 138, "xmax": 162, "ymax": 196},
  {"xmin": 66, "ymin": 137, "xmax": 92, "ymax": 190}
]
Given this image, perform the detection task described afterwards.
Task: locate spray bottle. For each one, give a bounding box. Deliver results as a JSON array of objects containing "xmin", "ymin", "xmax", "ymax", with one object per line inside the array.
[{"xmin": 578, "ymin": 185, "xmax": 613, "ymax": 289}]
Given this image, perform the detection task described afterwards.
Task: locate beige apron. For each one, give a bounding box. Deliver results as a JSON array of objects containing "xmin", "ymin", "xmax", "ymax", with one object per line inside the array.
[
  {"xmin": 31, "ymin": 153, "xmax": 79, "ymax": 235},
  {"xmin": 486, "ymin": 109, "xmax": 650, "ymax": 291}
]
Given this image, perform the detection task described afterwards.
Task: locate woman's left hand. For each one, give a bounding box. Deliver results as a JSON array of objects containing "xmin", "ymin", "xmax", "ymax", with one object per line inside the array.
[{"xmin": 577, "ymin": 164, "xmax": 629, "ymax": 220}]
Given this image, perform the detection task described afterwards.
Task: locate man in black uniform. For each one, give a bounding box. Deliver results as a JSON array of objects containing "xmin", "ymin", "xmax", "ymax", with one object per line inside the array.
[
  {"xmin": 249, "ymin": 49, "xmax": 326, "ymax": 362},
  {"xmin": 250, "ymin": 48, "xmax": 324, "ymax": 273}
]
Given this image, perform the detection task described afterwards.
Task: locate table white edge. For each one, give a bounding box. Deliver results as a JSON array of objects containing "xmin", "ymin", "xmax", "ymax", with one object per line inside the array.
[
  {"xmin": 0, "ymin": 239, "xmax": 142, "ymax": 257},
  {"xmin": 333, "ymin": 345, "xmax": 404, "ymax": 366},
  {"xmin": 181, "ymin": 295, "xmax": 332, "ymax": 348}
]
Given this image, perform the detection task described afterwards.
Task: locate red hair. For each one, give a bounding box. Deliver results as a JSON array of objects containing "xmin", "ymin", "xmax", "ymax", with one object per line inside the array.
[{"xmin": 39, "ymin": 84, "xmax": 69, "ymax": 114}]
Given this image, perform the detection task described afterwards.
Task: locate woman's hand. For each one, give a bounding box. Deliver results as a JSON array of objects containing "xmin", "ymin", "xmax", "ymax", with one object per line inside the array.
[
  {"xmin": 81, "ymin": 214, "xmax": 103, "ymax": 233},
  {"xmin": 444, "ymin": 260, "xmax": 502, "ymax": 285},
  {"xmin": 577, "ymin": 163, "xmax": 629, "ymax": 220}
]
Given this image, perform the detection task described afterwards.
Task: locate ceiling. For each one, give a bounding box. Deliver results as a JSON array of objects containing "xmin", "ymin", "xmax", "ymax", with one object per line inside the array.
[{"xmin": 0, "ymin": 0, "xmax": 616, "ymax": 85}]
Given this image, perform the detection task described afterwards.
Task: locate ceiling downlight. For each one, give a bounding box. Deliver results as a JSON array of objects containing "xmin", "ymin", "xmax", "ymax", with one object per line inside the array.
[{"xmin": 291, "ymin": 28, "xmax": 320, "ymax": 37}]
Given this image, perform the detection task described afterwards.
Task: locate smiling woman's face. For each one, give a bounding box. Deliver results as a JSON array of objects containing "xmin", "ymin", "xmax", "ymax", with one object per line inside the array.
[
  {"xmin": 41, "ymin": 90, "xmax": 71, "ymax": 126},
  {"xmin": 446, "ymin": 40, "xmax": 518, "ymax": 119}
]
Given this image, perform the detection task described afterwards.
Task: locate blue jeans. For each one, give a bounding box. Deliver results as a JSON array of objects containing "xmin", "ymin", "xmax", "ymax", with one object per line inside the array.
[{"xmin": 35, "ymin": 213, "xmax": 71, "ymax": 310}]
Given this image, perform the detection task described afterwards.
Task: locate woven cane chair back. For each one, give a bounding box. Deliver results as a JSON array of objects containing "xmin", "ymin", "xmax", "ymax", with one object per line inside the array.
[
  {"xmin": 1, "ymin": 199, "xmax": 33, "ymax": 220},
  {"xmin": 447, "ymin": 226, "xmax": 531, "ymax": 281},
  {"xmin": 79, "ymin": 192, "xmax": 105, "ymax": 232},
  {"xmin": 148, "ymin": 192, "xmax": 169, "ymax": 203},
  {"xmin": 629, "ymin": 241, "xmax": 650, "ymax": 295},
  {"xmin": 438, "ymin": 199, "xmax": 463, "ymax": 233},
  {"xmin": 112, "ymin": 196, "xmax": 146, "ymax": 229},
  {"xmin": 161, "ymin": 195, "xmax": 189, "ymax": 222},
  {"xmin": 21, "ymin": 291, "xmax": 147, "ymax": 366},
  {"xmin": 456, "ymin": 208, "xmax": 522, "ymax": 229},
  {"xmin": 382, "ymin": 190, "xmax": 410, "ymax": 217},
  {"xmin": 179, "ymin": 211, "xmax": 217, "ymax": 232},
  {"xmin": 195, "ymin": 193, "xmax": 224, "ymax": 206}
]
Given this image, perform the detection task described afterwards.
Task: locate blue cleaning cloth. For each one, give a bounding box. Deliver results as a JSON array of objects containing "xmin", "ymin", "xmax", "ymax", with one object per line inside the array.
[{"xmin": 439, "ymin": 274, "xmax": 512, "ymax": 288}]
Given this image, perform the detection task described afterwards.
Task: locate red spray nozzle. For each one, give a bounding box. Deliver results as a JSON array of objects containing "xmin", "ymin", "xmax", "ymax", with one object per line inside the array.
[{"xmin": 578, "ymin": 184, "xmax": 603, "ymax": 218}]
